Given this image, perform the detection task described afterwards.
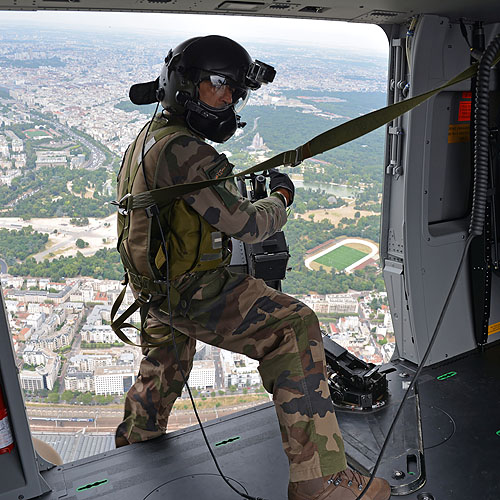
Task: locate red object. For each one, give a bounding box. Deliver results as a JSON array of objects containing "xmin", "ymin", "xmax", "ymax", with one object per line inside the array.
[
  {"xmin": 0, "ymin": 386, "xmax": 14, "ymax": 454},
  {"xmin": 462, "ymin": 91, "xmax": 472, "ymax": 99},
  {"xmin": 458, "ymin": 100, "xmax": 472, "ymax": 122}
]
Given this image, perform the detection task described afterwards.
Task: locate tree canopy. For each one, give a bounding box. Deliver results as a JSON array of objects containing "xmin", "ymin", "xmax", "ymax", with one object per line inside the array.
[{"xmin": 0, "ymin": 227, "xmax": 48, "ymax": 264}]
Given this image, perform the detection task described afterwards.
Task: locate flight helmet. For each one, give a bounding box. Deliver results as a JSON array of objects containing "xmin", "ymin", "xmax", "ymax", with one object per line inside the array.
[{"xmin": 157, "ymin": 35, "xmax": 275, "ymax": 143}]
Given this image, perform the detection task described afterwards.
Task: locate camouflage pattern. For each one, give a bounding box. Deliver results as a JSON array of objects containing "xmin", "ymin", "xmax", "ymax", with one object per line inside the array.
[
  {"xmin": 120, "ymin": 114, "xmax": 287, "ymax": 283},
  {"xmin": 116, "ymin": 115, "xmax": 347, "ymax": 482},
  {"xmin": 150, "ymin": 115, "xmax": 287, "ymax": 244}
]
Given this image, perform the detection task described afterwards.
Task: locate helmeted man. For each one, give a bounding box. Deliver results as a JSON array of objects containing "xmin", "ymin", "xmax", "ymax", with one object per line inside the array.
[{"xmin": 113, "ymin": 35, "xmax": 390, "ymax": 500}]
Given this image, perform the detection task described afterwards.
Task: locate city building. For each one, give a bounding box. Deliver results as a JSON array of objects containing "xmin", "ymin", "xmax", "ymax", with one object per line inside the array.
[
  {"xmin": 70, "ymin": 154, "xmax": 86, "ymax": 169},
  {"xmin": 19, "ymin": 354, "xmax": 59, "ymax": 391},
  {"xmin": 35, "ymin": 155, "xmax": 67, "ymax": 168},
  {"xmin": 69, "ymin": 354, "xmax": 112, "ymax": 372},
  {"xmin": 65, "ymin": 371, "xmax": 95, "ymax": 392},
  {"xmin": 338, "ymin": 316, "xmax": 360, "ymax": 332},
  {"xmin": 22, "ymin": 346, "xmax": 53, "ymax": 366},
  {"xmin": 219, "ymin": 351, "xmax": 260, "ymax": 388},
  {"xmin": 5, "ymin": 282, "xmax": 77, "ymax": 305},
  {"xmin": 94, "ymin": 365, "xmax": 135, "ymax": 395},
  {"xmin": 188, "ymin": 360, "xmax": 216, "ymax": 390},
  {"xmin": 19, "ymin": 370, "xmax": 44, "ymax": 392},
  {"xmin": 301, "ymin": 293, "xmax": 359, "ymax": 314},
  {"xmin": 81, "ymin": 325, "xmax": 119, "ymax": 344}
]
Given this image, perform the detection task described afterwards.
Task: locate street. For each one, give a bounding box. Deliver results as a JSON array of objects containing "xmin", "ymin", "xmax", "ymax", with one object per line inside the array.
[
  {"xmin": 36, "ymin": 113, "xmax": 107, "ymax": 171},
  {"xmin": 58, "ymin": 333, "xmax": 82, "ymax": 394}
]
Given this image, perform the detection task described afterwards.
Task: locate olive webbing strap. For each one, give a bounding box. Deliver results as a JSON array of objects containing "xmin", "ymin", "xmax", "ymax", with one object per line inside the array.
[
  {"xmin": 110, "ymin": 286, "xmax": 175, "ymax": 348},
  {"xmin": 127, "ymin": 123, "xmax": 189, "ymax": 196},
  {"xmin": 122, "ymin": 118, "xmax": 151, "ymax": 199},
  {"xmin": 117, "ymin": 143, "xmax": 137, "ymax": 247},
  {"xmin": 112, "ymin": 123, "xmax": 194, "ymax": 347},
  {"xmin": 125, "ymin": 137, "xmax": 140, "ymax": 197},
  {"xmin": 129, "ymin": 53, "xmax": 500, "ymax": 212},
  {"xmin": 110, "ymin": 285, "xmax": 141, "ymax": 347}
]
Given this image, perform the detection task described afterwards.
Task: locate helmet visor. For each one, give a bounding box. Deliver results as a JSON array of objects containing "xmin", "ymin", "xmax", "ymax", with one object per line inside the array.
[
  {"xmin": 234, "ymin": 91, "xmax": 250, "ymax": 113},
  {"xmin": 204, "ymin": 74, "xmax": 249, "ymax": 110}
]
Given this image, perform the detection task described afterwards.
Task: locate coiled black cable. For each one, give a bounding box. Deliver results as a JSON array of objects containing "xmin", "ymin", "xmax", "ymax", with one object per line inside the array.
[{"xmin": 470, "ymin": 33, "xmax": 500, "ymax": 236}]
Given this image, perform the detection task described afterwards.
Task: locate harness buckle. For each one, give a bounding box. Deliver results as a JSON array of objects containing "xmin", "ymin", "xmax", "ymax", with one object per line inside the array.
[
  {"xmin": 284, "ymin": 147, "xmax": 303, "ymax": 168},
  {"xmin": 111, "ymin": 193, "xmax": 132, "ymax": 216},
  {"xmin": 145, "ymin": 204, "xmax": 160, "ymax": 218},
  {"xmin": 137, "ymin": 292, "xmax": 152, "ymax": 305}
]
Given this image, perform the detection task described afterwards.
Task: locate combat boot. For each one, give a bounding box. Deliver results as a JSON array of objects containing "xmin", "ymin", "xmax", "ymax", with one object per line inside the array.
[
  {"xmin": 115, "ymin": 436, "xmax": 129, "ymax": 448},
  {"xmin": 288, "ymin": 467, "xmax": 391, "ymax": 500}
]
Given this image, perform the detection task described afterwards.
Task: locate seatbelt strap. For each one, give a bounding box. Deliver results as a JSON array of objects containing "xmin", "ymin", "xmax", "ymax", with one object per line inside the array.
[{"xmin": 127, "ymin": 53, "xmax": 500, "ymax": 212}]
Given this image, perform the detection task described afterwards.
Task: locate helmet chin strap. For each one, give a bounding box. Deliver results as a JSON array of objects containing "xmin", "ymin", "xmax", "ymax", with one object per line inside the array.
[
  {"xmin": 176, "ymin": 90, "xmax": 241, "ymax": 143},
  {"xmin": 176, "ymin": 91, "xmax": 219, "ymax": 120}
]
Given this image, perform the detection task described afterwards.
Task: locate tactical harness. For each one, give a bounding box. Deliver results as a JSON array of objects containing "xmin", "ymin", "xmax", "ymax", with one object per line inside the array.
[
  {"xmin": 111, "ymin": 54, "xmax": 500, "ymax": 348},
  {"xmin": 111, "ymin": 117, "xmax": 230, "ymax": 348}
]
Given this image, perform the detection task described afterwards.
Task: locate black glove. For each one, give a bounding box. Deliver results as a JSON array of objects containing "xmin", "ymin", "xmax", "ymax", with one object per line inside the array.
[{"xmin": 269, "ymin": 169, "xmax": 295, "ymax": 206}]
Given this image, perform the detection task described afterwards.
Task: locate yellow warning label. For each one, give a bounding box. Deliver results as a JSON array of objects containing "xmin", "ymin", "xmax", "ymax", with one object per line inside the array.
[
  {"xmin": 448, "ymin": 124, "xmax": 470, "ymax": 143},
  {"xmin": 488, "ymin": 322, "xmax": 500, "ymax": 335}
]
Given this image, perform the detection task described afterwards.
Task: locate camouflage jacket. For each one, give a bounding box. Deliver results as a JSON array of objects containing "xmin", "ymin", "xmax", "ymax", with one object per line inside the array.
[
  {"xmin": 156, "ymin": 117, "xmax": 287, "ymax": 243},
  {"xmin": 122, "ymin": 114, "xmax": 288, "ymax": 291}
]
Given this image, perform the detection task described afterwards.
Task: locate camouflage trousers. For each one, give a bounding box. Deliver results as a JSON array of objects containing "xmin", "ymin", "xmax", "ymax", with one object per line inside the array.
[{"xmin": 115, "ymin": 268, "xmax": 347, "ymax": 482}]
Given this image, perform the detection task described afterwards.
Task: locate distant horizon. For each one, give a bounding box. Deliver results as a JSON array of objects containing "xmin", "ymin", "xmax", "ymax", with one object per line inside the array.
[{"xmin": 0, "ymin": 11, "xmax": 389, "ymax": 56}]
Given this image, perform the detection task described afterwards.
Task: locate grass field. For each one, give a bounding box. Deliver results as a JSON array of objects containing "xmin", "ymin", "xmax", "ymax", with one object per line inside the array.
[
  {"xmin": 315, "ymin": 245, "xmax": 369, "ymax": 270},
  {"xmin": 25, "ymin": 129, "xmax": 52, "ymax": 138}
]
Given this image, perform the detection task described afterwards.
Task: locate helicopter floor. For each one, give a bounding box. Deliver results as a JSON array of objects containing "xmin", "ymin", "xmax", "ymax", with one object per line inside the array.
[{"xmin": 39, "ymin": 341, "xmax": 500, "ymax": 500}]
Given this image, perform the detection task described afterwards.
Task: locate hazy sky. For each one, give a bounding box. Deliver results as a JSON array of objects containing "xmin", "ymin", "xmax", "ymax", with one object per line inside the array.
[{"xmin": 1, "ymin": 11, "xmax": 389, "ymax": 55}]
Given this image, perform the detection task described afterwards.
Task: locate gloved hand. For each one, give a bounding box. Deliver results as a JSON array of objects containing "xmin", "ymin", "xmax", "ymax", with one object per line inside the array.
[{"xmin": 269, "ymin": 169, "xmax": 295, "ymax": 206}]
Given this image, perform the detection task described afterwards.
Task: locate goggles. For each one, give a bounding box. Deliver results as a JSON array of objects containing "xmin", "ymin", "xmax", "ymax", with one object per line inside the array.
[
  {"xmin": 208, "ymin": 74, "xmax": 234, "ymax": 90},
  {"xmin": 202, "ymin": 74, "xmax": 250, "ymax": 112}
]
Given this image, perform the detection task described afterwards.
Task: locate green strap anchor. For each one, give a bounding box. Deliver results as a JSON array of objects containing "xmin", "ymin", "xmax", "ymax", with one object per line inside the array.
[{"xmin": 437, "ymin": 371, "xmax": 457, "ymax": 381}]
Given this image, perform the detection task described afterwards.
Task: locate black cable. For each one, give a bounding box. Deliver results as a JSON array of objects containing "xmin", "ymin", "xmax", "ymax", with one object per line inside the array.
[
  {"xmin": 139, "ymin": 108, "xmax": 267, "ymax": 500},
  {"xmin": 459, "ymin": 19, "xmax": 471, "ymax": 49},
  {"xmin": 356, "ymin": 234, "xmax": 473, "ymax": 500},
  {"xmin": 161, "ymin": 240, "xmax": 265, "ymax": 500},
  {"xmin": 143, "ymin": 474, "xmax": 250, "ymax": 500}
]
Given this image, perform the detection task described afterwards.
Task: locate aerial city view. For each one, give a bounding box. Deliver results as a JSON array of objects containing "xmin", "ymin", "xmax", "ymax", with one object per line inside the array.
[{"xmin": 0, "ymin": 13, "xmax": 391, "ymax": 459}]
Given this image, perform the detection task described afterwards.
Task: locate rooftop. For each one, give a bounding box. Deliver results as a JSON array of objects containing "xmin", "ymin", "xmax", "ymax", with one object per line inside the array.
[{"xmin": 33, "ymin": 432, "xmax": 115, "ymax": 464}]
